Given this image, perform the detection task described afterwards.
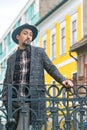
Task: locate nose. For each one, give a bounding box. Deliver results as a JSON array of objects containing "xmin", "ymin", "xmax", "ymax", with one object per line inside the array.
[
  {"xmin": 27, "ymin": 34, "xmax": 32, "ymax": 39},
  {"xmin": 27, "ymin": 34, "xmax": 30, "ymax": 38},
  {"xmin": 27, "ymin": 34, "xmax": 32, "ymax": 42}
]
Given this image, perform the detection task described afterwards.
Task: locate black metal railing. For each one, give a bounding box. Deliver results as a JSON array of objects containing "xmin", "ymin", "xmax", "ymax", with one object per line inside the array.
[{"xmin": 0, "ymin": 83, "xmax": 87, "ymax": 130}]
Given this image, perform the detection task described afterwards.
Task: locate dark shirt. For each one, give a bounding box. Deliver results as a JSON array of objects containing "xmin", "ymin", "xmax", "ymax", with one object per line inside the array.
[{"xmin": 13, "ymin": 46, "xmax": 31, "ymax": 96}]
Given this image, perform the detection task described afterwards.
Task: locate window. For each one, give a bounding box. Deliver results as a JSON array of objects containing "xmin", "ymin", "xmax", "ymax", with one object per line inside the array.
[
  {"xmin": 23, "ymin": 10, "xmax": 29, "ymax": 23},
  {"xmin": 11, "ymin": 26, "xmax": 15, "ymax": 43},
  {"xmin": 31, "ymin": 0, "xmax": 36, "ymax": 17},
  {"xmin": 0, "ymin": 43, "xmax": 2, "ymax": 54},
  {"xmin": 25, "ymin": 10, "xmax": 29, "ymax": 22},
  {"xmin": 84, "ymin": 54, "xmax": 87, "ymax": 85},
  {"xmin": 18, "ymin": 19, "xmax": 21, "ymax": 26},
  {"xmin": 3, "ymin": 38, "xmax": 6, "ymax": 51},
  {"xmin": 73, "ymin": 72, "xmax": 77, "ymax": 85},
  {"xmin": 8, "ymin": 33, "xmax": 11, "ymax": 44},
  {"xmin": 0, "ymin": 63, "xmax": 2, "ymax": 74},
  {"xmin": 71, "ymin": 13, "xmax": 77, "ymax": 45},
  {"xmin": 51, "ymin": 34, "xmax": 56, "ymax": 60},
  {"xmin": 2, "ymin": 60, "xmax": 6, "ymax": 69},
  {"xmin": 79, "ymin": 55, "xmax": 84, "ymax": 76},
  {"xmin": 61, "ymin": 27, "xmax": 66, "ymax": 55},
  {"xmin": 72, "ymin": 20, "xmax": 77, "ymax": 44}
]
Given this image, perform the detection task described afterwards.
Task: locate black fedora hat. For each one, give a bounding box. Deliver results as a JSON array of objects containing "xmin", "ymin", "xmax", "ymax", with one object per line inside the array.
[{"xmin": 12, "ymin": 23, "xmax": 38, "ymax": 44}]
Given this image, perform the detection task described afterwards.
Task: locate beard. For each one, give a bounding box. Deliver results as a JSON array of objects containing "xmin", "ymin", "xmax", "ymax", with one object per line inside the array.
[{"xmin": 22, "ymin": 41, "xmax": 31, "ymax": 47}]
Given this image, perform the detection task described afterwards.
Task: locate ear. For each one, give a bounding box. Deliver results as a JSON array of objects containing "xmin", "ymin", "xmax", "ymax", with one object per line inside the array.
[{"xmin": 16, "ymin": 34, "xmax": 19, "ymax": 40}]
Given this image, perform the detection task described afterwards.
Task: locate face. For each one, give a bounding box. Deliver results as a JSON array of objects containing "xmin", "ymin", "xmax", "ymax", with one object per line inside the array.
[{"xmin": 16, "ymin": 28, "xmax": 33, "ymax": 49}]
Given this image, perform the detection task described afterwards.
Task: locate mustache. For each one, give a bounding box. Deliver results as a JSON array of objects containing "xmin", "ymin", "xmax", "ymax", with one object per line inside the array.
[
  {"xmin": 22, "ymin": 42, "xmax": 30, "ymax": 47},
  {"xmin": 22, "ymin": 39, "xmax": 31, "ymax": 46},
  {"xmin": 24, "ymin": 38, "xmax": 31, "ymax": 43}
]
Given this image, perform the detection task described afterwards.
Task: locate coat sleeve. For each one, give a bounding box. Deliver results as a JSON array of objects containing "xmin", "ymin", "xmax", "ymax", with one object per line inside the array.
[
  {"xmin": 2, "ymin": 58, "xmax": 11, "ymax": 98},
  {"xmin": 41, "ymin": 49, "xmax": 66, "ymax": 84}
]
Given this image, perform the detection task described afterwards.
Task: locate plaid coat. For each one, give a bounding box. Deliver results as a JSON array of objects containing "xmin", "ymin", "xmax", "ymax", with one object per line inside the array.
[{"xmin": 3, "ymin": 45, "xmax": 65, "ymax": 124}]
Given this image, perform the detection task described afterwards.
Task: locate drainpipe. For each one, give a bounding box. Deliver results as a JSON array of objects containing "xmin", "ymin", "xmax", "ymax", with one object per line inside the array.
[{"xmin": 69, "ymin": 51, "xmax": 78, "ymax": 61}]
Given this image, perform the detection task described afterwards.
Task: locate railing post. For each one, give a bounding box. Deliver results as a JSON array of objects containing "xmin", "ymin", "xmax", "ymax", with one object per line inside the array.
[
  {"xmin": 33, "ymin": 88, "xmax": 43, "ymax": 130},
  {"xmin": 79, "ymin": 110, "xmax": 85, "ymax": 130},
  {"xmin": 52, "ymin": 107, "xmax": 58, "ymax": 130},
  {"xmin": 7, "ymin": 84, "xmax": 15, "ymax": 130},
  {"xmin": 64, "ymin": 88, "xmax": 72, "ymax": 130},
  {"xmin": 8, "ymin": 84, "xmax": 12, "ymax": 121},
  {"xmin": 51, "ymin": 96, "xmax": 59, "ymax": 130}
]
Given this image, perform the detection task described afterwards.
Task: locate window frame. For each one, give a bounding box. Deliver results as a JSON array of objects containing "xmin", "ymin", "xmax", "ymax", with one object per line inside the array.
[
  {"xmin": 71, "ymin": 13, "xmax": 77, "ymax": 45},
  {"xmin": 60, "ymin": 21, "xmax": 66, "ymax": 55},
  {"xmin": 51, "ymin": 29, "xmax": 56, "ymax": 60}
]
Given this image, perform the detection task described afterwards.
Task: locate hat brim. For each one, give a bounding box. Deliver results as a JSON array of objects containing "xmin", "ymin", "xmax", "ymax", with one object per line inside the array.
[{"xmin": 12, "ymin": 24, "xmax": 38, "ymax": 44}]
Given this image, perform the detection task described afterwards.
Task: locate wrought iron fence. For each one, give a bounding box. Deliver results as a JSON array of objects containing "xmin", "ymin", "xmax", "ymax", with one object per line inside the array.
[{"xmin": 0, "ymin": 83, "xmax": 87, "ymax": 130}]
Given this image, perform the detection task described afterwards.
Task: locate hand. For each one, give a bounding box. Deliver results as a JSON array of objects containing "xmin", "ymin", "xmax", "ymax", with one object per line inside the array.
[{"xmin": 62, "ymin": 80, "xmax": 74, "ymax": 88}]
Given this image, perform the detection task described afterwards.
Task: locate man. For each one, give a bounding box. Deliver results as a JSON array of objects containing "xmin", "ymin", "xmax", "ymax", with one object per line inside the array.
[{"xmin": 3, "ymin": 23, "xmax": 73, "ymax": 130}]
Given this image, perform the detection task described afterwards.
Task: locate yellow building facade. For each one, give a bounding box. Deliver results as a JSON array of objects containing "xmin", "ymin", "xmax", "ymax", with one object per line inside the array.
[
  {"xmin": 35, "ymin": 0, "xmax": 85, "ymax": 129},
  {"xmin": 36, "ymin": 0, "xmax": 83, "ymax": 85}
]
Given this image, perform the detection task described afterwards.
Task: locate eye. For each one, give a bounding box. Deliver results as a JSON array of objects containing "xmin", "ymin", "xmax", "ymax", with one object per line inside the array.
[
  {"xmin": 23, "ymin": 32, "xmax": 27, "ymax": 35},
  {"xmin": 30, "ymin": 32, "xmax": 33, "ymax": 37}
]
